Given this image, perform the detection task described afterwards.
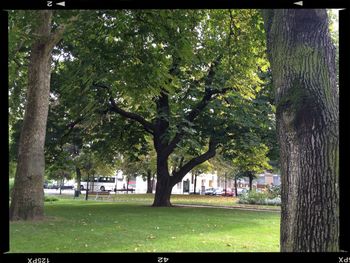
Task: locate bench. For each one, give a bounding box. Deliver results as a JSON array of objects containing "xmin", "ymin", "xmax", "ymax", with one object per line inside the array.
[{"xmin": 89, "ymin": 191, "xmax": 111, "ymax": 200}]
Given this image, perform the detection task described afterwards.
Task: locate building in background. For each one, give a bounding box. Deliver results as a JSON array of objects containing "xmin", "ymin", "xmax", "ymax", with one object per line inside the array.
[{"xmin": 64, "ymin": 170, "xmax": 280, "ymax": 195}]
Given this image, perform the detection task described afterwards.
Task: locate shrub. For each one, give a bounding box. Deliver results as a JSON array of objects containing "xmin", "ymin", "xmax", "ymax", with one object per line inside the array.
[
  {"xmin": 238, "ymin": 190, "xmax": 281, "ymax": 206},
  {"xmin": 265, "ymin": 197, "xmax": 281, "ymax": 206},
  {"xmin": 267, "ymin": 185, "xmax": 281, "ymax": 199},
  {"xmin": 44, "ymin": 196, "xmax": 59, "ymax": 202}
]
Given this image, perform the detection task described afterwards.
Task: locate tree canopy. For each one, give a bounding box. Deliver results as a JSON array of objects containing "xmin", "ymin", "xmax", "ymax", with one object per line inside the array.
[{"xmin": 9, "ymin": 9, "xmax": 277, "ymax": 207}]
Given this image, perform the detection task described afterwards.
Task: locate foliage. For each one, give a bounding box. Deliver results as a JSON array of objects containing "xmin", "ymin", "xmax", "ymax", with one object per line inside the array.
[
  {"xmin": 267, "ymin": 184, "xmax": 281, "ymax": 199},
  {"xmin": 44, "ymin": 196, "xmax": 59, "ymax": 202},
  {"xmin": 238, "ymin": 189, "xmax": 281, "ymax": 206},
  {"xmin": 9, "ymin": 10, "xmax": 278, "ymax": 205},
  {"xmin": 48, "ymin": 10, "xmax": 274, "ymax": 184}
]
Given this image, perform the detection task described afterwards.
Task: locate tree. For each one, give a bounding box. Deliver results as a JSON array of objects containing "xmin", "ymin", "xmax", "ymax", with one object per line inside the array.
[
  {"xmin": 74, "ymin": 10, "xmax": 269, "ymax": 206},
  {"xmin": 232, "ymin": 144, "xmax": 271, "ymax": 191},
  {"xmin": 46, "ymin": 154, "xmax": 74, "ymax": 195},
  {"xmin": 38, "ymin": 10, "xmax": 273, "ymax": 207},
  {"xmin": 262, "ymin": 9, "xmax": 339, "ymax": 252},
  {"xmin": 9, "ymin": 11, "xmax": 77, "ymax": 220}
]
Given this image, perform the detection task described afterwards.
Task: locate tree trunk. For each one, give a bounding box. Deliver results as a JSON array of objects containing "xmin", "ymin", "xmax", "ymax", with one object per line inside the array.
[
  {"xmin": 146, "ymin": 170, "xmax": 153, "ymax": 194},
  {"xmin": 262, "ymin": 9, "xmax": 339, "ymax": 252},
  {"xmin": 193, "ymin": 174, "xmax": 197, "ymax": 194},
  {"xmin": 85, "ymin": 172, "xmax": 90, "ymax": 201},
  {"xmin": 59, "ymin": 177, "xmax": 63, "ymax": 195},
  {"xmin": 10, "ymin": 11, "xmax": 55, "ymax": 221},
  {"xmin": 76, "ymin": 166, "xmax": 81, "ymax": 196},
  {"xmin": 152, "ymin": 155, "xmax": 174, "ymax": 206},
  {"xmin": 126, "ymin": 177, "xmax": 130, "ymax": 194},
  {"xmin": 234, "ymin": 176, "xmax": 238, "ymax": 197},
  {"xmin": 248, "ymin": 174, "xmax": 253, "ymax": 191},
  {"xmin": 152, "ymin": 176, "xmax": 173, "ymax": 207}
]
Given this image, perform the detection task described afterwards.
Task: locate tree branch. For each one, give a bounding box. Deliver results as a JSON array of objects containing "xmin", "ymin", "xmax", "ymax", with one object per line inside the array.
[
  {"xmin": 109, "ymin": 97, "xmax": 155, "ymax": 135},
  {"xmin": 163, "ymin": 55, "xmax": 230, "ymax": 157},
  {"xmin": 58, "ymin": 115, "xmax": 86, "ymax": 146},
  {"xmin": 92, "ymin": 82, "xmax": 155, "ymax": 135},
  {"xmin": 47, "ymin": 15, "xmax": 79, "ymax": 51},
  {"xmin": 171, "ymin": 138, "xmax": 217, "ymax": 183}
]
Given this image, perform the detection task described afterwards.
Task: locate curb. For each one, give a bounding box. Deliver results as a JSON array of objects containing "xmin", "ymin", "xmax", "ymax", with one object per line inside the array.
[{"xmin": 174, "ymin": 203, "xmax": 281, "ymax": 213}]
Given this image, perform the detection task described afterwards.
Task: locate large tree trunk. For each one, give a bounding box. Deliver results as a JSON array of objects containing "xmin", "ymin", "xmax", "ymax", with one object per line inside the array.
[
  {"xmin": 10, "ymin": 11, "xmax": 74, "ymax": 221},
  {"xmin": 10, "ymin": 11, "xmax": 54, "ymax": 221},
  {"xmin": 152, "ymin": 154, "xmax": 174, "ymax": 206},
  {"xmin": 152, "ymin": 176, "xmax": 173, "ymax": 207},
  {"xmin": 262, "ymin": 9, "xmax": 339, "ymax": 252}
]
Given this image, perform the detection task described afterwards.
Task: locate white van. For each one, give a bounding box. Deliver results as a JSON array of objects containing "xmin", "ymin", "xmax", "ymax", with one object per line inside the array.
[{"xmin": 80, "ymin": 176, "xmax": 117, "ymax": 192}]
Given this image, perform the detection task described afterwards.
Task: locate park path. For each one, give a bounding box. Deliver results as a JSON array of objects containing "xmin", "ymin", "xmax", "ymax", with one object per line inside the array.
[{"xmin": 173, "ymin": 203, "xmax": 281, "ymax": 213}]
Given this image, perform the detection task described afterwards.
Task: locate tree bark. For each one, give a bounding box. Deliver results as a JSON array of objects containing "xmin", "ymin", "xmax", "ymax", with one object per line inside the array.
[
  {"xmin": 152, "ymin": 156, "xmax": 174, "ymax": 206},
  {"xmin": 193, "ymin": 173, "xmax": 198, "ymax": 194},
  {"xmin": 10, "ymin": 11, "xmax": 57, "ymax": 221},
  {"xmin": 248, "ymin": 173, "xmax": 253, "ymax": 191},
  {"xmin": 76, "ymin": 166, "xmax": 81, "ymax": 196},
  {"xmin": 234, "ymin": 176, "xmax": 238, "ymax": 197},
  {"xmin": 146, "ymin": 169, "xmax": 153, "ymax": 193},
  {"xmin": 262, "ymin": 9, "xmax": 339, "ymax": 252}
]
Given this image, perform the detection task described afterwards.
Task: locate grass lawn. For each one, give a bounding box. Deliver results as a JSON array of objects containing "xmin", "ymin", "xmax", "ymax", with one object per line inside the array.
[
  {"xmin": 10, "ymin": 198, "xmax": 280, "ymax": 252},
  {"xmin": 57, "ymin": 193, "xmax": 281, "ymax": 211}
]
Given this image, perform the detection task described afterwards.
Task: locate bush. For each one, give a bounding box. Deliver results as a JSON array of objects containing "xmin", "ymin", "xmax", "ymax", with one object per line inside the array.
[
  {"xmin": 44, "ymin": 196, "xmax": 59, "ymax": 202},
  {"xmin": 238, "ymin": 189, "xmax": 281, "ymax": 206},
  {"xmin": 267, "ymin": 185, "xmax": 281, "ymax": 199}
]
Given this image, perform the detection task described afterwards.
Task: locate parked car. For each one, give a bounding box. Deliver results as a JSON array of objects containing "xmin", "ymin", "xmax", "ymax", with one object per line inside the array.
[
  {"xmin": 204, "ymin": 188, "xmax": 215, "ymax": 195},
  {"xmin": 213, "ymin": 187, "xmax": 223, "ymax": 196},
  {"xmin": 59, "ymin": 185, "xmax": 74, "ymax": 190},
  {"xmin": 221, "ymin": 188, "xmax": 233, "ymax": 197},
  {"xmin": 46, "ymin": 183, "xmax": 59, "ymax": 189}
]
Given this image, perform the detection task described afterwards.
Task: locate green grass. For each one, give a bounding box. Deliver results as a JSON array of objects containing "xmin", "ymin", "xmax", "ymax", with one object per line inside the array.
[
  {"xmin": 10, "ymin": 198, "xmax": 280, "ymax": 252},
  {"xmin": 69, "ymin": 193, "xmax": 281, "ymax": 210}
]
